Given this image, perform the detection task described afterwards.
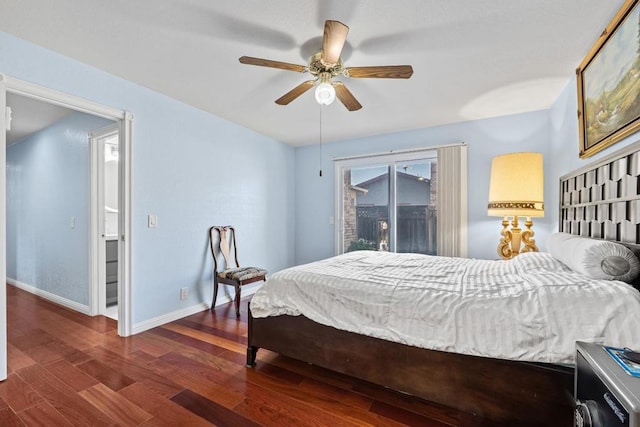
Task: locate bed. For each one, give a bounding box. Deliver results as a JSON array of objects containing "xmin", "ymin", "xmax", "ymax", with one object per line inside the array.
[{"xmin": 246, "ymin": 142, "xmax": 640, "ymax": 426}]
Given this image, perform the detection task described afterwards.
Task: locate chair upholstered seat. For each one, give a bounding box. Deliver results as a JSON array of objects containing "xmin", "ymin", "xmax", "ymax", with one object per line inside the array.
[{"xmin": 218, "ymin": 267, "xmax": 267, "ymax": 282}]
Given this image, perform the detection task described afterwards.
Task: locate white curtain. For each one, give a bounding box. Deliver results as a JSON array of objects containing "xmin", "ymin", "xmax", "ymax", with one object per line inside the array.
[{"xmin": 437, "ymin": 145, "xmax": 468, "ymax": 257}]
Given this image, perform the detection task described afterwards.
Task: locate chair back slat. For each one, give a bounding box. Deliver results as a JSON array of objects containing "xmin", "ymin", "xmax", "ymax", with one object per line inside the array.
[
  {"xmin": 218, "ymin": 227, "xmax": 232, "ymax": 270},
  {"xmin": 210, "ymin": 225, "xmax": 240, "ymax": 272}
]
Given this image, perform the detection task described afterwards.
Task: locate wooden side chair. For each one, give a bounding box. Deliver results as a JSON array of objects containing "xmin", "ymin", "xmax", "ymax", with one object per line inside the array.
[{"xmin": 209, "ymin": 226, "xmax": 266, "ymax": 318}]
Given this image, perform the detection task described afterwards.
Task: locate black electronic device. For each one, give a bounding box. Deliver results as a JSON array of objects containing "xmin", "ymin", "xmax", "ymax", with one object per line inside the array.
[
  {"xmin": 623, "ymin": 350, "xmax": 640, "ymax": 365},
  {"xmin": 575, "ymin": 341, "xmax": 640, "ymax": 427}
]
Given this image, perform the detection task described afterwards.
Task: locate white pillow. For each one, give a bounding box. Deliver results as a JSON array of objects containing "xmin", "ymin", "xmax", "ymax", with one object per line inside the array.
[{"xmin": 546, "ymin": 232, "xmax": 640, "ymax": 283}]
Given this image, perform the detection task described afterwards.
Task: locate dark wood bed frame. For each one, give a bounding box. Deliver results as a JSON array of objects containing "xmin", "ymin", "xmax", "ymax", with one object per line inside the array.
[
  {"xmin": 246, "ymin": 140, "xmax": 640, "ymax": 426},
  {"xmin": 246, "ymin": 311, "xmax": 574, "ymax": 425}
]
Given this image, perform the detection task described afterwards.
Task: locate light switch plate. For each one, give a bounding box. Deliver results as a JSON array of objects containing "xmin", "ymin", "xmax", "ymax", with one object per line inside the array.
[{"xmin": 148, "ymin": 214, "xmax": 157, "ymax": 228}]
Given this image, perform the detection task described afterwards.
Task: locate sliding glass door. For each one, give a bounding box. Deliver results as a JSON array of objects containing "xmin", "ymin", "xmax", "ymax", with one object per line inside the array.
[{"xmin": 336, "ymin": 151, "xmax": 438, "ymax": 255}]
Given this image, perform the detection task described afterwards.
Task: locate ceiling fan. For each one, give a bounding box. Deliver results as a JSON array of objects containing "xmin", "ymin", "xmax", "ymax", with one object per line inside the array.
[{"xmin": 239, "ymin": 20, "xmax": 414, "ymax": 111}]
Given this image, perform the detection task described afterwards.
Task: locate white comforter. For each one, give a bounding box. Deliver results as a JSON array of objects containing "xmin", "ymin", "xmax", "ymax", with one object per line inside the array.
[{"xmin": 250, "ymin": 251, "xmax": 640, "ymax": 364}]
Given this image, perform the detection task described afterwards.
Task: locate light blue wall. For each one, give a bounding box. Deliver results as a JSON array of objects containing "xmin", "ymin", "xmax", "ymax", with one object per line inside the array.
[
  {"xmin": 6, "ymin": 27, "xmax": 633, "ymax": 325},
  {"xmin": 294, "ymin": 109, "xmax": 554, "ymax": 263},
  {"xmin": 6, "ymin": 112, "xmax": 113, "ymax": 305},
  {"xmin": 548, "ymin": 76, "xmax": 640, "ymax": 229},
  {"xmin": 0, "ymin": 31, "xmax": 296, "ymax": 324},
  {"xmin": 294, "ymin": 75, "xmax": 640, "ymax": 266}
]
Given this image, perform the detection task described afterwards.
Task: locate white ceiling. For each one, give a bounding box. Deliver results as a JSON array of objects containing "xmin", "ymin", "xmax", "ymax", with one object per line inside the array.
[{"xmin": 0, "ymin": 0, "xmax": 626, "ymax": 146}]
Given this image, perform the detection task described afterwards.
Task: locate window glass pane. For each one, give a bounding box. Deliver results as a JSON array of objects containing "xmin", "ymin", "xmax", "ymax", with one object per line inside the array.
[
  {"xmin": 395, "ymin": 159, "xmax": 437, "ymax": 255},
  {"xmin": 343, "ymin": 165, "xmax": 389, "ymax": 252},
  {"xmin": 335, "ymin": 147, "xmax": 458, "ymax": 257}
]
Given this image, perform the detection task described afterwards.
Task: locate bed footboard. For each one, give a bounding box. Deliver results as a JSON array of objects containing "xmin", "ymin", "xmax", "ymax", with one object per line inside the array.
[{"xmin": 247, "ymin": 309, "xmax": 574, "ymax": 426}]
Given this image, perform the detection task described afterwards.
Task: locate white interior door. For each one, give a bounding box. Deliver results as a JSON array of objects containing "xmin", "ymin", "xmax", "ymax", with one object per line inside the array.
[{"xmin": 0, "ymin": 77, "xmax": 8, "ymax": 381}]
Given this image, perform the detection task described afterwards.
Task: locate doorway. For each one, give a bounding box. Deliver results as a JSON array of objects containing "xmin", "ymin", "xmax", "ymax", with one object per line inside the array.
[
  {"xmin": 91, "ymin": 125, "xmax": 119, "ymax": 319},
  {"xmin": 0, "ymin": 74, "xmax": 133, "ymax": 381}
]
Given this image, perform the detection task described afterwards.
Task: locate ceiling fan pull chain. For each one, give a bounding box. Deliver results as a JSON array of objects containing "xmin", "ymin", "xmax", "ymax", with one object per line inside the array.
[{"xmin": 319, "ymin": 105, "xmax": 323, "ymax": 177}]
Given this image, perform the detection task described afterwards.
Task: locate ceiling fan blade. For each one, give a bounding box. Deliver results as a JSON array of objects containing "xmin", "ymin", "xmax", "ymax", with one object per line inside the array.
[
  {"xmin": 239, "ymin": 56, "xmax": 307, "ymax": 73},
  {"xmin": 322, "ymin": 20, "xmax": 349, "ymax": 66},
  {"xmin": 275, "ymin": 80, "xmax": 316, "ymax": 105},
  {"xmin": 333, "ymin": 81, "xmax": 362, "ymax": 111},
  {"xmin": 345, "ymin": 65, "xmax": 414, "ymax": 79}
]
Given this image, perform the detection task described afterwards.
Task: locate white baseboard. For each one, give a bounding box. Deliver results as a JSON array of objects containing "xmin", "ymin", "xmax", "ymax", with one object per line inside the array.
[
  {"xmin": 213, "ymin": 281, "xmax": 262, "ymax": 306},
  {"xmin": 7, "ymin": 278, "xmax": 90, "ymax": 315},
  {"xmin": 131, "ymin": 282, "xmax": 264, "ymax": 335},
  {"xmin": 8, "ymin": 277, "xmax": 265, "ymax": 335},
  {"xmin": 132, "ymin": 302, "xmax": 211, "ymax": 334}
]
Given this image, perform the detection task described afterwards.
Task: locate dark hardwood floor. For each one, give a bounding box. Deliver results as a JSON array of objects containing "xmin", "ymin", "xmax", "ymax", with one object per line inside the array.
[{"xmin": 2, "ymin": 285, "xmax": 499, "ymax": 426}]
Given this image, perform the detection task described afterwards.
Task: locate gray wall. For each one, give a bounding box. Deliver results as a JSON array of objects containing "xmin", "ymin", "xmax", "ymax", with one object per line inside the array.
[{"xmin": 356, "ymin": 173, "xmax": 431, "ymax": 206}]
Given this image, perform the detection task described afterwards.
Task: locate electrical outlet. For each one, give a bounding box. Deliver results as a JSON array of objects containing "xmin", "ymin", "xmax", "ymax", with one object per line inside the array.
[{"xmin": 180, "ymin": 287, "xmax": 188, "ymax": 300}]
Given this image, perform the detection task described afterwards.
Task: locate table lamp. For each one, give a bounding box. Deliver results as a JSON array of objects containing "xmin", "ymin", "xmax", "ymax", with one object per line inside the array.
[{"xmin": 487, "ymin": 152, "xmax": 544, "ymax": 259}]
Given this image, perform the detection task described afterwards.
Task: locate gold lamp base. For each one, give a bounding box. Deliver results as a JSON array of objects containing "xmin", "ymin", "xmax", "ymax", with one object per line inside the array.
[{"xmin": 497, "ymin": 216, "xmax": 538, "ymax": 260}]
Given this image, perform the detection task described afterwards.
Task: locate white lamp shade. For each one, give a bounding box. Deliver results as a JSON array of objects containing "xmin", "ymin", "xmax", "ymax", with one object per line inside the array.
[
  {"xmin": 315, "ymin": 82, "xmax": 336, "ymax": 105},
  {"xmin": 487, "ymin": 152, "xmax": 544, "ymax": 217}
]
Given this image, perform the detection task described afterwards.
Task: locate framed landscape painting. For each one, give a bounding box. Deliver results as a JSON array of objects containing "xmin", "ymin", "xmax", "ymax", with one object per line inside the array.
[{"xmin": 577, "ymin": 0, "xmax": 640, "ymax": 158}]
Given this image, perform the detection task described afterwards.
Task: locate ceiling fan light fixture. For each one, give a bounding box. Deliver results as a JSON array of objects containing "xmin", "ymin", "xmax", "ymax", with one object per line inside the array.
[{"xmin": 315, "ymin": 82, "xmax": 336, "ymax": 105}]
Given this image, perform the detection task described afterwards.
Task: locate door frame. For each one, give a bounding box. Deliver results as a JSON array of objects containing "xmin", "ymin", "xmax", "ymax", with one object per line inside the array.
[
  {"xmin": 0, "ymin": 74, "xmax": 134, "ymax": 380},
  {"xmin": 0, "ymin": 76, "xmax": 6, "ymax": 380}
]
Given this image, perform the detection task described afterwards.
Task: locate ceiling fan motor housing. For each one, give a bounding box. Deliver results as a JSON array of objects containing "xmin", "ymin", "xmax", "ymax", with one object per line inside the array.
[{"xmin": 309, "ymin": 51, "xmax": 344, "ymax": 78}]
